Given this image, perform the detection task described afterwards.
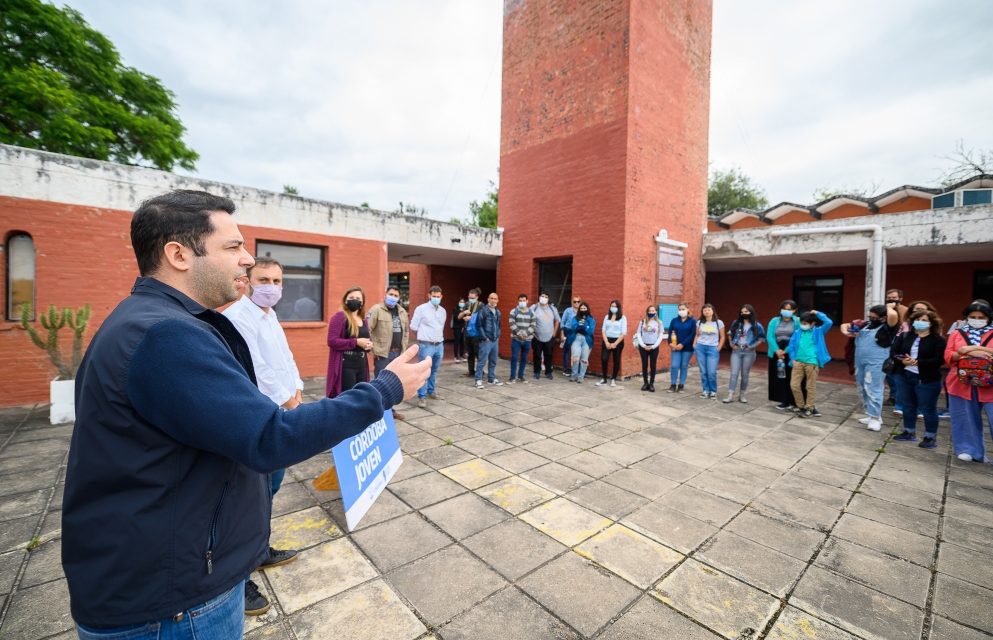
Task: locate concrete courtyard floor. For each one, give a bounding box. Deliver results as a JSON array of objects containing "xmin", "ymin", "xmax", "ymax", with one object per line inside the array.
[{"xmin": 1, "ymin": 361, "xmax": 993, "ymax": 640}]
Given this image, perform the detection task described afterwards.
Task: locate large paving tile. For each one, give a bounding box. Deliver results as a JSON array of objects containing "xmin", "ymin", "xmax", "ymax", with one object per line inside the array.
[
  {"xmin": 268, "ymin": 506, "xmax": 341, "ymax": 550},
  {"xmin": 766, "ymin": 606, "xmax": 864, "ymax": 640},
  {"xmin": 0, "ymin": 489, "xmax": 49, "ymax": 523},
  {"xmin": 413, "ymin": 444, "xmax": 476, "ymax": 469},
  {"xmin": 351, "ymin": 512, "xmax": 451, "ymax": 572},
  {"xmin": 265, "ymin": 537, "xmax": 378, "ymax": 613},
  {"xmin": 485, "ymin": 447, "xmax": 549, "ymax": 473},
  {"xmin": 271, "ymin": 481, "xmax": 318, "ymax": 517},
  {"xmin": 859, "ymin": 476, "xmax": 942, "ymax": 513},
  {"xmin": 599, "ymin": 594, "xmax": 722, "ymax": 639},
  {"xmin": 520, "ymin": 462, "xmax": 594, "ymax": 495},
  {"xmin": 420, "ymin": 491, "xmax": 508, "ymax": 540},
  {"xmin": 654, "ymin": 560, "xmax": 779, "ymax": 640},
  {"xmin": 932, "ymin": 573, "xmax": 993, "ymax": 634},
  {"xmin": 943, "ymin": 496, "xmax": 993, "ymax": 528},
  {"xmin": 575, "ymin": 524, "xmax": 683, "ymax": 588},
  {"xmin": 287, "ymin": 579, "xmax": 425, "ymax": 640},
  {"xmin": 523, "ymin": 438, "xmax": 582, "ymax": 461},
  {"xmin": 846, "ymin": 492, "xmax": 939, "ymax": 537},
  {"xmin": 476, "ymin": 476, "xmax": 555, "ymax": 514},
  {"xmin": 941, "ymin": 516, "xmax": 993, "ymax": 554},
  {"xmin": 458, "ymin": 434, "xmax": 514, "ymax": 456},
  {"xmin": 697, "ymin": 530, "xmax": 806, "ymax": 597},
  {"xmin": 388, "ymin": 545, "xmax": 507, "ymax": 626},
  {"xmin": 389, "ymin": 471, "xmax": 466, "ymax": 509},
  {"xmin": 791, "ymin": 565, "xmax": 924, "ymax": 640},
  {"xmin": 518, "ymin": 552, "xmax": 641, "ymax": 637},
  {"xmin": 622, "ymin": 502, "xmax": 718, "ymax": 554},
  {"xmin": 439, "ymin": 587, "xmax": 581, "ymax": 640},
  {"xmin": 519, "ymin": 497, "xmax": 612, "ymax": 547},
  {"xmin": 490, "ymin": 426, "xmax": 545, "ymax": 446},
  {"xmin": 832, "ymin": 513, "xmax": 935, "ymax": 567},
  {"xmin": 564, "ymin": 480, "xmax": 648, "ymax": 519},
  {"xmin": 602, "ymin": 467, "xmax": 678, "ymax": 500},
  {"xmin": 814, "ymin": 537, "xmax": 930, "ymax": 607},
  {"xmin": 19, "ymin": 538, "xmax": 63, "ymax": 588},
  {"xmin": 0, "ymin": 514, "xmax": 43, "ymax": 554},
  {"xmin": 326, "ymin": 488, "xmax": 411, "ymax": 532},
  {"xmin": 0, "ymin": 550, "xmax": 25, "ymax": 596},
  {"xmin": 439, "ymin": 458, "xmax": 511, "ymax": 490},
  {"xmin": 726, "ymin": 508, "xmax": 825, "ymax": 561},
  {"xmin": 929, "ymin": 615, "xmax": 993, "ymax": 640},
  {"xmin": 463, "ymin": 518, "xmax": 567, "ymax": 580},
  {"xmin": 658, "ymin": 484, "xmax": 744, "ymax": 527},
  {"xmin": 752, "ymin": 489, "xmax": 841, "ymax": 531},
  {"xmin": 936, "ymin": 542, "xmax": 993, "ymax": 591},
  {"xmin": 557, "ymin": 450, "xmax": 623, "ymax": 479},
  {"xmin": 1, "ymin": 578, "xmax": 73, "ymax": 639}
]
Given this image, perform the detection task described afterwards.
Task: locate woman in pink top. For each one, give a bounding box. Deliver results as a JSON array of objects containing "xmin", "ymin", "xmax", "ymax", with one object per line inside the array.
[{"xmin": 945, "ymin": 301, "xmax": 993, "ymax": 462}]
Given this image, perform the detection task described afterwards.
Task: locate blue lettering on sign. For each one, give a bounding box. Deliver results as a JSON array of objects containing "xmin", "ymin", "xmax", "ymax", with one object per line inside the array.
[{"xmin": 331, "ymin": 411, "xmax": 404, "ymax": 530}]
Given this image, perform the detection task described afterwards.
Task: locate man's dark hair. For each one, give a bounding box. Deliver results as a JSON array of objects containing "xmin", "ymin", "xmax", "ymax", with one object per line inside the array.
[
  {"xmin": 386, "ymin": 286, "xmax": 400, "ymax": 294},
  {"xmin": 886, "ymin": 288, "xmax": 904, "ymax": 298},
  {"xmin": 868, "ymin": 304, "xmax": 888, "ymax": 318},
  {"xmin": 469, "ymin": 287, "xmax": 482, "ymax": 296},
  {"xmin": 248, "ymin": 256, "xmax": 282, "ymax": 277},
  {"xmin": 131, "ymin": 190, "xmax": 236, "ymax": 276},
  {"xmin": 518, "ymin": 293, "xmax": 528, "ymax": 300},
  {"xmin": 429, "ymin": 285, "xmax": 443, "ymax": 294},
  {"xmin": 800, "ymin": 311, "xmax": 819, "ymax": 325}
]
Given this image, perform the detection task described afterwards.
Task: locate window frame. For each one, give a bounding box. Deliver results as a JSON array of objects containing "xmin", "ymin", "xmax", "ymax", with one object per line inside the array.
[
  {"xmin": 6, "ymin": 232, "xmax": 36, "ymax": 321},
  {"xmin": 792, "ymin": 274, "xmax": 845, "ymax": 327},
  {"xmin": 962, "ymin": 189, "xmax": 993, "ymax": 207},
  {"xmin": 537, "ymin": 259, "xmax": 573, "ymax": 312},
  {"xmin": 388, "ymin": 272, "xmax": 411, "ymax": 310},
  {"xmin": 254, "ymin": 240, "xmax": 325, "ymax": 322}
]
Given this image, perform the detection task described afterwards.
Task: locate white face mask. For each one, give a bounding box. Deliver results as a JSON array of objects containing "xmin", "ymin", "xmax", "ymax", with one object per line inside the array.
[
  {"xmin": 539, "ymin": 297, "xmax": 548, "ymax": 305},
  {"xmin": 968, "ymin": 317, "xmax": 989, "ymax": 329},
  {"xmin": 800, "ymin": 323, "xmax": 812, "ymax": 331},
  {"xmin": 609, "ymin": 306, "xmax": 618, "ymax": 314},
  {"xmin": 677, "ymin": 310, "xmax": 688, "ymax": 319}
]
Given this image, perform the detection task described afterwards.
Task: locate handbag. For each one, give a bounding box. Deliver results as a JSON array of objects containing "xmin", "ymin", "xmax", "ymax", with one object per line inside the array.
[
  {"xmin": 632, "ymin": 321, "xmax": 644, "ymax": 349},
  {"xmin": 956, "ymin": 330, "xmax": 993, "ymax": 387},
  {"xmin": 881, "ymin": 357, "xmax": 897, "ymax": 375}
]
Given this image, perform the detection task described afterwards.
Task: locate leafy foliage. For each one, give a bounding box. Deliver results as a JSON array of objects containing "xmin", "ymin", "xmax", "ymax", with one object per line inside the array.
[
  {"xmin": 282, "ymin": 185, "xmax": 299, "ymax": 195},
  {"xmin": 467, "ymin": 180, "xmax": 498, "ymax": 228},
  {"xmin": 707, "ymin": 168, "xmax": 768, "ymax": 218},
  {"xmin": 0, "ymin": 0, "xmax": 198, "ymax": 170}
]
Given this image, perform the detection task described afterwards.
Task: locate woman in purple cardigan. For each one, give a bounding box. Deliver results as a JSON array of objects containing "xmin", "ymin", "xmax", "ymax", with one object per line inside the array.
[
  {"xmin": 315, "ymin": 287, "xmax": 373, "ymax": 491},
  {"xmin": 325, "ymin": 286, "xmax": 373, "ymax": 397}
]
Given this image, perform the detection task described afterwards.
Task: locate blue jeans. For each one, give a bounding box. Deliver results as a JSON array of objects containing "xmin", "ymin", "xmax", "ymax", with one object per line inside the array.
[
  {"xmin": 510, "ymin": 339, "xmax": 531, "ymax": 380},
  {"xmin": 76, "ymin": 582, "xmax": 243, "ymax": 640},
  {"xmin": 670, "ymin": 349, "xmax": 691, "ymax": 386},
  {"xmin": 570, "ymin": 338, "xmax": 591, "ymax": 381},
  {"xmin": 853, "ymin": 358, "xmax": 886, "ymax": 419},
  {"xmin": 417, "ymin": 342, "xmax": 444, "ymax": 397},
  {"xmin": 476, "ymin": 339, "xmax": 499, "ymax": 382},
  {"xmin": 562, "ymin": 337, "xmax": 573, "ymax": 373},
  {"xmin": 897, "ymin": 371, "xmax": 941, "ymax": 437},
  {"xmin": 696, "ymin": 344, "xmax": 719, "ymax": 394},
  {"xmin": 728, "ymin": 349, "xmax": 757, "ymax": 394},
  {"xmin": 374, "ymin": 350, "xmax": 401, "ymax": 378},
  {"xmin": 949, "ymin": 390, "xmax": 993, "ymax": 461}
]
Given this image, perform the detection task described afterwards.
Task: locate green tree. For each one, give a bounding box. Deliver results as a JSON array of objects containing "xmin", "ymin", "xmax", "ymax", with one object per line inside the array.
[
  {"xmin": 0, "ymin": 0, "xmax": 198, "ymax": 170},
  {"xmin": 707, "ymin": 168, "xmax": 768, "ymax": 217},
  {"xmin": 467, "ymin": 180, "xmax": 498, "ymax": 228},
  {"xmin": 282, "ymin": 185, "xmax": 299, "ymax": 195}
]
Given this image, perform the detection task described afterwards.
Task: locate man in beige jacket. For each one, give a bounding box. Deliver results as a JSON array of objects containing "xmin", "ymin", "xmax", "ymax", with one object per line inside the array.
[{"xmin": 368, "ymin": 285, "xmax": 410, "ymax": 420}]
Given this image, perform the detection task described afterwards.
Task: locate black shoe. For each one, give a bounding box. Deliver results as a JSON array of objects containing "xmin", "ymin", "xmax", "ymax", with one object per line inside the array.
[
  {"xmin": 676, "ymin": 384, "xmax": 684, "ymax": 392},
  {"xmin": 919, "ymin": 437, "xmax": 937, "ymax": 449},
  {"xmin": 892, "ymin": 431, "xmax": 918, "ymax": 442},
  {"xmin": 641, "ymin": 382, "xmax": 649, "ymax": 391},
  {"xmin": 775, "ymin": 402, "xmax": 791, "ymax": 411},
  {"xmin": 885, "ymin": 397, "xmax": 896, "ymax": 406},
  {"xmin": 648, "ymin": 384, "xmax": 656, "ymax": 392},
  {"xmin": 244, "ymin": 579, "xmax": 271, "ymax": 615},
  {"xmin": 667, "ymin": 385, "xmax": 677, "ymax": 393},
  {"xmin": 545, "ymin": 373, "xmax": 554, "ymax": 380},
  {"xmin": 259, "ymin": 546, "xmax": 298, "ymax": 570},
  {"xmin": 810, "ymin": 407, "xmax": 822, "ymax": 418}
]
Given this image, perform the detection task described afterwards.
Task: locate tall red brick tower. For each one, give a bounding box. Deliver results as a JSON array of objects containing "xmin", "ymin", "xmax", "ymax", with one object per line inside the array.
[{"xmin": 498, "ymin": 0, "xmax": 712, "ymax": 377}]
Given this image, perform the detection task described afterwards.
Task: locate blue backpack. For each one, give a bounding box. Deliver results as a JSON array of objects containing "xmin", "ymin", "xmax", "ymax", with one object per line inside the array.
[{"xmin": 465, "ymin": 308, "xmax": 481, "ymax": 338}]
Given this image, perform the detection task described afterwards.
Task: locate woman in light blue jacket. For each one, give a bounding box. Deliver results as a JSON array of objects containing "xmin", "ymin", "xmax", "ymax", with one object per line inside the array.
[{"xmin": 568, "ymin": 301, "xmax": 596, "ymax": 383}]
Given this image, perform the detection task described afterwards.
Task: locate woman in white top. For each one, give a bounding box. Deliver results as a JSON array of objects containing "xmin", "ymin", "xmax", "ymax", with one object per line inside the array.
[
  {"xmin": 597, "ymin": 299, "xmax": 627, "ymax": 387},
  {"xmin": 692, "ymin": 303, "xmax": 726, "ymax": 398},
  {"xmin": 635, "ymin": 305, "xmax": 664, "ymax": 392}
]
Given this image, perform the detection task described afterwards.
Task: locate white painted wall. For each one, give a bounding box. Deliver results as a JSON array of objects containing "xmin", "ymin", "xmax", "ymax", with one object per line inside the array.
[{"xmin": 0, "ymin": 145, "xmax": 502, "ymax": 261}]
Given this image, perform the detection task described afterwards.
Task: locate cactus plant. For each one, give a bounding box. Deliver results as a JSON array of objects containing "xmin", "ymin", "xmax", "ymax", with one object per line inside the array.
[{"xmin": 20, "ymin": 304, "xmax": 91, "ymax": 380}]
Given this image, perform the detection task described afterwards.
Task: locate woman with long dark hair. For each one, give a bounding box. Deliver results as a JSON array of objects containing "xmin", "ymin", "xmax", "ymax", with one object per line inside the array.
[
  {"xmin": 891, "ymin": 309, "xmax": 947, "ymax": 449},
  {"xmin": 635, "ymin": 305, "xmax": 664, "ymax": 391},
  {"xmin": 692, "ymin": 303, "xmax": 725, "ymax": 398},
  {"xmin": 568, "ymin": 300, "xmax": 595, "ymax": 383},
  {"xmin": 597, "ymin": 299, "xmax": 627, "ymax": 387},
  {"xmin": 724, "ymin": 304, "xmax": 765, "ymax": 403}
]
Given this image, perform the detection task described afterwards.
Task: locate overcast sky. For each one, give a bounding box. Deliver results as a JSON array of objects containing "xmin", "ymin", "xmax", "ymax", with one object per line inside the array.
[{"xmin": 61, "ymin": 0, "xmax": 993, "ymax": 218}]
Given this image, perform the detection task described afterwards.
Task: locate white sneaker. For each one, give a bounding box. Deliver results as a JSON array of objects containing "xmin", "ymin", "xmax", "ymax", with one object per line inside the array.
[
  {"xmin": 475, "ymin": 380, "xmax": 484, "ymax": 389},
  {"xmin": 490, "ymin": 379, "xmax": 503, "ymax": 386},
  {"xmin": 858, "ymin": 416, "xmax": 872, "ymax": 424},
  {"xmin": 506, "ymin": 378, "xmax": 516, "ymax": 385},
  {"xmin": 722, "ymin": 394, "xmax": 733, "ymax": 404},
  {"xmin": 867, "ymin": 418, "xmax": 881, "ymax": 432},
  {"xmin": 610, "ymin": 379, "xmax": 616, "ymax": 388},
  {"xmin": 957, "ymin": 453, "xmax": 973, "ymax": 462},
  {"xmin": 596, "ymin": 379, "xmax": 607, "ymax": 386}
]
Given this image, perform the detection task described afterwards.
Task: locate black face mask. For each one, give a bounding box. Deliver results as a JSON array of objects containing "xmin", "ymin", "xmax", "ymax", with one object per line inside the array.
[
  {"xmin": 867, "ymin": 317, "xmax": 882, "ymax": 327},
  {"xmin": 345, "ymin": 299, "xmax": 362, "ymax": 312},
  {"xmin": 740, "ymin": 314, "xmax": 751, "ymax": 320}
]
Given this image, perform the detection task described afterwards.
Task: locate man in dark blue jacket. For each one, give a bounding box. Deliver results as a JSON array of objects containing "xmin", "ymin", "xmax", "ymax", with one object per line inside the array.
[
  {"xmin": 62, "ymin": 190, "xmax": 429, "ymax": 637},
  {"xmin": 474, "ymin": 292, "xmax": 502, "ymax": 388}
]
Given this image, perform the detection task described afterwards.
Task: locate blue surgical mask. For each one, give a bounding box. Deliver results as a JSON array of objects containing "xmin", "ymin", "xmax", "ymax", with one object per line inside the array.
[
  {"xmin": 458, "ymin": 302, "xmax": 465, "ymax": 309},
  {"xmin": 385, "ymin": 295, "xmax": 399, "ymax": 308},
  {"xmin": 912, "ymin": 320, "xmax": 930, "ymax": 331},
  {"xmin": 781, "ymin": 309, "xmax": 794, "ymax": 318},
  {"xmin": 430, "ymin": 297, "xmax": 442, "ymax": 307},
  {"xmin": 518, "ymin": 301, "xmax": 527, "ymax": 309}
]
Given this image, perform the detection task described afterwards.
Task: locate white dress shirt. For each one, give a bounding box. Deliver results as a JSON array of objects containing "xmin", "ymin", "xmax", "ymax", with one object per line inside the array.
[
  {"xmin": 409, "ymin": 301, "xmax": 447, "ymax": 343},
  {"xmin": 223, "ymin": 295, "xmax": 304, "ymax": 406}
]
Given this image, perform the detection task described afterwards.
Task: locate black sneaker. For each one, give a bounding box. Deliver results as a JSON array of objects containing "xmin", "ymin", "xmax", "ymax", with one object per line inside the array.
[
  {"xmin": 677, "ymin": 384, "xmax": 684, "ymax": 392},
  {"xmin": 892, "ymin": 431, "xmax": 918, "ymax": 442},
  {"xmin": 775, "ymin": 402, "xmax": 791, "ymax": 411},
  {"xmin": 885, "ymin": 397, "xmax": 896, "ymax": 406},
  {"xmin": 919, "ymin": 437, "xmax": 937, "ymax": 449},
  {"xmin": 667, "ymin": 385, "xmax": 677, "ymax": 393},
  {"xmin": 648, "ymin": 384, "xmax": 655, "ymax": 392},
  {"xmin": 259, "ymin": 546, "xmax": 298, "ymax": 570},
  {"xmin": 641, "ymin": 382, "xmax": 649, "ymax": 391},
  {"xmin": 800, "ymin": 409, "xmax": 813, "ymax": 418},
  {"xmin": 810, "ymin": 407, "xmax": 822, "ymax": 418},
  {"xmin": 244, "ymin": 579, "xmax": 271, "ymax": 615}
]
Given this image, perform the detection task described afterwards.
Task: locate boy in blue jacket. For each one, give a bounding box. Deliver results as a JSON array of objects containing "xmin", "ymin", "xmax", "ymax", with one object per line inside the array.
[{"xmin": 786, "ymin": 309, "xmax": 833, "ymax": 418}]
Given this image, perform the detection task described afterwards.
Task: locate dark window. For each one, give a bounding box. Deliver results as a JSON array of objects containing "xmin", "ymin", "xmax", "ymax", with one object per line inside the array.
[
  {"xmin": 963, "ymin": 189, "xmax": 992, "ymax": 206},
  {"xmin": 793, "ymin": 275, "xmax": 844, "ymax": 326},
  {"xmin": 538, "ymin": 259, "xmax": 573, "ymax": 311},
  {"xmin": 255, "ymin": 241, "xmax": 324, "ymax": 321},
  {"xmin": 932, "ymin": 193, "xmax": 955, "ymax": 209},
  {"xmin": 975, "ymin": 270, "xmax": 993, "ymax": 305},
  {"xmin": 388, "ymin": 272, "xmax": 410, "ymax": 310},
  {"xmin": 6, "ymin": 233, "xmax": 35, "ymax": 321}
]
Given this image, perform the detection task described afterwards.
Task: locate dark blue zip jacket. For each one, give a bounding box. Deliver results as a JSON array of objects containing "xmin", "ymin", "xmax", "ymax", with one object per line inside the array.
[{"xmin": 62, "ymin": 278, "xmax": 403, "ymax": 627}]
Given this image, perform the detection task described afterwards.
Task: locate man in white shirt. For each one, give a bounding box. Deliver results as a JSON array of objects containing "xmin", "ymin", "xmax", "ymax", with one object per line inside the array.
[
  {"xmin": 222, "ymin": 257, "xmax": 301, "ymax": 615},
  {"xmin": 409, "ymin": 285, "xmax": 446, "ymax": 409}
]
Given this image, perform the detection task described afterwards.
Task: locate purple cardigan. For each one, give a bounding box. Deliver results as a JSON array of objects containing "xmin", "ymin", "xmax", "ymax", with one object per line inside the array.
[{"xmin": 326, "ymin": 311, "xmax": 370, "ymax": 397}]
